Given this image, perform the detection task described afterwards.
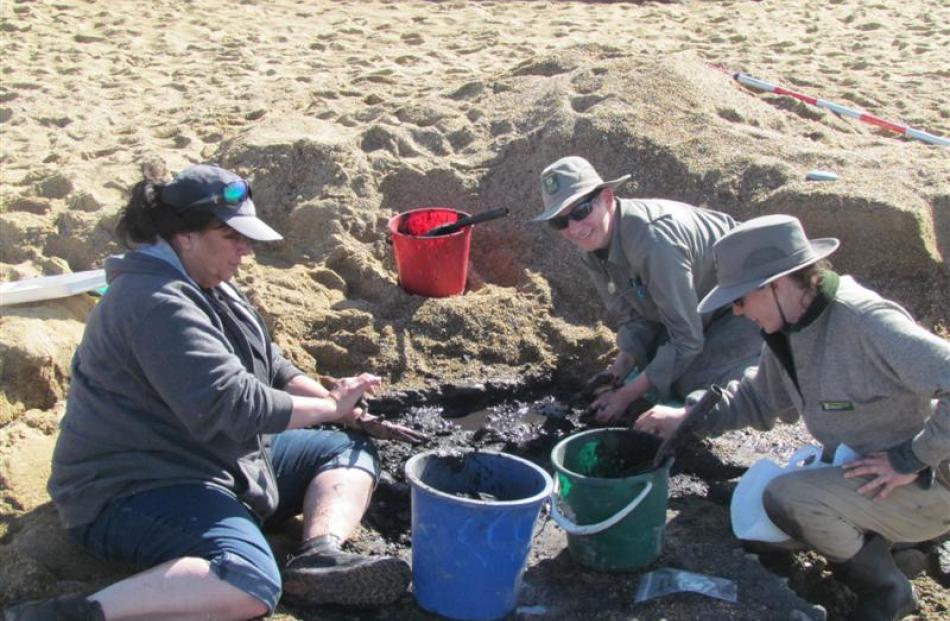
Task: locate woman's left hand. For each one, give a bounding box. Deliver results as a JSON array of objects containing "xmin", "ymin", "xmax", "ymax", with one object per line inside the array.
[
  {"xmin": 842, "ymin": 452, "xmax": 918, "ymax": 501},
  {"xmin": 328, "ymin": 373, "xmax": 382, "ymax": 424}
]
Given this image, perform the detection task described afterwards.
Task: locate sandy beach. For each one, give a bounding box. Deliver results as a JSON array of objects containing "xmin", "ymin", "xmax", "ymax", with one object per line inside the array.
[{"xmin": 1, "ymin": 0, "xmax": 948, "ymax": 619}]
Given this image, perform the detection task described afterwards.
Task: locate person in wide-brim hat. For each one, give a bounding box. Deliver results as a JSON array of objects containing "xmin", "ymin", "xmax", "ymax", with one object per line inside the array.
[
  {"xmin": 533, "ymin": 155, "xmax": 763, "ymax": 424},
  {"xmin": 697, "ymin": 213, "xmax": 839, "ymax": 318},
  {"xmin": 533, "ymin": 155, "xmax": 631, "ymax": 224},
  {"xmin": 635, "ymin": 214, "xmax": 950, "ymax": 621}
]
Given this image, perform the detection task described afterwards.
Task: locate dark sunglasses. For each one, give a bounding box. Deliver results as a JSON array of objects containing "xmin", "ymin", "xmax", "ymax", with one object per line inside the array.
[
  {"xmin": 184, "ymin": 179, "xmax": 252, "ymax": 210},
  {"xmin": 548, "ymin": 194, "xmax": 597, "ymax": 230}
]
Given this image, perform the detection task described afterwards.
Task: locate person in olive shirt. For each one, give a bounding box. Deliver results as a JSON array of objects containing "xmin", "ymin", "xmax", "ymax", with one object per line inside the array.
[
  {"xmin": 635, "ymin": 215, "xmax": 950, "ymax": 621},
  {"xmin": 534, "ymin": 156, "xmax": 761, "ymax": 420}
]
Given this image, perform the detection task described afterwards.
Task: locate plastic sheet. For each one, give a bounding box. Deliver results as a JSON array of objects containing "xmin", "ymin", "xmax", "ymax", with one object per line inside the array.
[{"xmin": 634, "ymin": 568, "xmax": 737, "ymax": 604}]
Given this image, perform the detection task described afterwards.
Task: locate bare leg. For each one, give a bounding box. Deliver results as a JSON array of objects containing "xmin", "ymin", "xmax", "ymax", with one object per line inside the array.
[
  {"xmin": 280, "ymin": 466, "xmax": 408, "ymax": 607},
  {"xmin": 300, "ymin": 467, "xmax": 375, "ymax": 543},
  {"xmin": 90, "ymin": 557, "xmax": 268, "ymax": 621}
]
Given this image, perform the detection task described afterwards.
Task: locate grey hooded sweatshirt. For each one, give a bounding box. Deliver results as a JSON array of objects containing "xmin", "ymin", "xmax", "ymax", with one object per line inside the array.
[{"xmin": 49, "ymin": 251, "xmax": 301, "ymax": 528}]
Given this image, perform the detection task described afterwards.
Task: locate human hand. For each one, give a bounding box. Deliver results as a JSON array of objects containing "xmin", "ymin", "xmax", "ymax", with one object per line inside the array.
[
  {"xmin": 328, "ymin": 373, "xmax": 382, "ymax": 424},
  {"xmin": 589, "ymin": 389, "xmax": 631, "ymax": 424},
  {"xmin": 354, "ymin": 412, "xmax": 430, "ymax": 445},
  {"xmin": 633, "ymin": 405, "xmax": 688, "ymax": 439},
  {"xmin": 842, "ymin": 452, "xmax": 919, "ymax": 501}
]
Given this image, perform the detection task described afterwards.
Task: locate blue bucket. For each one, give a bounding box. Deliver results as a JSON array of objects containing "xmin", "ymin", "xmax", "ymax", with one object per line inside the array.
[{"xmin": 405, "ymin": 450, "xmax": 553, "ymax": 621}]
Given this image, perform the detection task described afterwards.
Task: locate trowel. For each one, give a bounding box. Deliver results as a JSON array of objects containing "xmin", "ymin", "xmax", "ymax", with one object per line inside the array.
[{"xmin": 423, "ymin": 207, "xmax": 509, "ymax": 237}]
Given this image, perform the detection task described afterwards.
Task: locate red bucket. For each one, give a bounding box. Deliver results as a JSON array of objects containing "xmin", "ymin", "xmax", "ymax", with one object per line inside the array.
[{"xmin": 389, "ymin": 207, "xmax": 472, "ymax": 297}]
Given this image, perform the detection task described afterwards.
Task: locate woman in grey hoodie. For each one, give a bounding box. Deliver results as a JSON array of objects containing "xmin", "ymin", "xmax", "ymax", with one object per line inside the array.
[
  {"xmin": 6, "ymin": 164, "xmax": 421, "ymax": 620},
  {"xmin": 635, "ymin": 215, "xmax": 950, "ymax": 621}
]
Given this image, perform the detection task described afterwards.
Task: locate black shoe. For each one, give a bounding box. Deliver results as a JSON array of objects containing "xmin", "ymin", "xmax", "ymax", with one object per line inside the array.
[
  {"xmin": 4, "ymin": 594, "xmax": 105, "ymax": 621},
  {"xmin": 283, "ymin": 536, "xmax": 410, "ymax": 607},
  {"xmin": 835, "ymin": 535, "xmax": 918, "ymax": 621}
]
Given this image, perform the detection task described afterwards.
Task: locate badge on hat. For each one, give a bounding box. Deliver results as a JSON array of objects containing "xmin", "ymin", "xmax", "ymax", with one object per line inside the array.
[{"xmin": 543, "ymin": 174, "xmax": 559, "ymax": 195}]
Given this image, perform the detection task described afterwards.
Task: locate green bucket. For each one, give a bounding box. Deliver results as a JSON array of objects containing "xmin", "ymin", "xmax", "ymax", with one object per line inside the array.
[{"xmin": 550, "ymin": 427, "xmax": 671, "ymax": 571}]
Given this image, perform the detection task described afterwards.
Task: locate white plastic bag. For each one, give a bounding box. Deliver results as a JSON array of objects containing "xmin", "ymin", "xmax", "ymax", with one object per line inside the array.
[{"xmin": 731, "ymin": 444, "xmax": 859, "ymax": 542}]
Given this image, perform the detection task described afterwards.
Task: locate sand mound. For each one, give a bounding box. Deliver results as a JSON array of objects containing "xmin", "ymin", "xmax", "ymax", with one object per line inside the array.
[{"xmin": 179, "ymin": 50, "xmax": 950, "ymax": 398}]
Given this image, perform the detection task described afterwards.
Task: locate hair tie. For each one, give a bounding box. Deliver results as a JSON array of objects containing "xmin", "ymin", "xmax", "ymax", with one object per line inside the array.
[
  {"xmin": 143, "ymin": 182, "xmax": 163, "ymax": 210},
  {"xmin": 140, "ymin": 158, "xmax": 171, "ymax": 211}
]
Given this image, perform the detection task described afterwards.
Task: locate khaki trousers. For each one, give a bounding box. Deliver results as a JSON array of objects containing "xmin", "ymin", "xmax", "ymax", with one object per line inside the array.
[{"xmin": 761, "ymin": 466, "xmax": 950, "ymax": 561}]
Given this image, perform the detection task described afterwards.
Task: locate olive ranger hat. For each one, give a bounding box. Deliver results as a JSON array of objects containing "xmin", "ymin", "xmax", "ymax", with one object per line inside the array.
[
  {"xmin": 697, "ymin": 215, "xmax": 839, "ymax": 313},
  {"xmin": 533, "ymin": 156, "xmax": 630, "ymax": 222}
]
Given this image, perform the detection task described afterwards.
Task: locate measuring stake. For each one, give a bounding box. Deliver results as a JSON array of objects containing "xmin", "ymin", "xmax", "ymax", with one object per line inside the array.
[{"xmin": 734, "ymin": 73, "xmax": 949, "ymax": 147}]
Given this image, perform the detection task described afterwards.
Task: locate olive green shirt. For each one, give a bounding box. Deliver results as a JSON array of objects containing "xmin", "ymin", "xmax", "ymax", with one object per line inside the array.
[{"xmin": 580, "ymin": 199, "xmax": 738, "ymax": 399}]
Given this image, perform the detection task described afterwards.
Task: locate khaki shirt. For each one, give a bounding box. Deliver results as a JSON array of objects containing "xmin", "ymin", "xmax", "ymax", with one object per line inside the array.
[
  {"xmin": 707, "ymin": 275, "xmax": 950, "ymax": 489},
  {"xmin": 580, "ymin": 199, "xmax": 737, "ymax": 399}
]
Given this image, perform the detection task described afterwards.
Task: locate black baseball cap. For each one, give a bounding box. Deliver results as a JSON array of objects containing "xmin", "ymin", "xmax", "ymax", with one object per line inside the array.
[{"xmin": 161, "ymin": 165, "xmax": 282, "ymax": 241}]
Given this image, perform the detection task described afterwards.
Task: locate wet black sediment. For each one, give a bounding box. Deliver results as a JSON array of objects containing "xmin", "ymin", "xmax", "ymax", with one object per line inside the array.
[
  {"xmin": 360, "ymin": 382, "xmax": 949, "ymax": 619},
  {"xmin": 364, "ymin": 370, "xmax": 557, "ymax": 419}
]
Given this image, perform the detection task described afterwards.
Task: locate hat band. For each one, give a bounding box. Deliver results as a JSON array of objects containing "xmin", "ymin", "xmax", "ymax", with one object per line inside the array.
[{"xmin": 720, "ymin": 247, "xmax": 817, "ymax": 288}]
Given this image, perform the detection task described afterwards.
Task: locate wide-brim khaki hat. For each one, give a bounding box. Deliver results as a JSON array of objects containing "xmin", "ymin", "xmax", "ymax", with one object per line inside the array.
[
  {"xmin": 697, "ymin": 214, "xmax": 839, "ymax": 313},
  {"xmin": 533, "ymin": 156, "xmax": 630, "ymax": 222}
]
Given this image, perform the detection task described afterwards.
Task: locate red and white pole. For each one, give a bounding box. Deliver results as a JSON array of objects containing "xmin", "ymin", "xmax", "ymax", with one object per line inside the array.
[{"xmin": 734, "ymin": 73, "xmax": 949, "ymax": 147}]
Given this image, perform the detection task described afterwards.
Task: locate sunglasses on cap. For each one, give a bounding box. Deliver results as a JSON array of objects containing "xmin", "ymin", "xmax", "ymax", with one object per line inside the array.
[
  {"xmin": 183, "ymin": 179, "xmax": 252, "ymax": 210},
  {"xmin": 548, "ymin": 192, "xmax": 598, "ymax": 231}
]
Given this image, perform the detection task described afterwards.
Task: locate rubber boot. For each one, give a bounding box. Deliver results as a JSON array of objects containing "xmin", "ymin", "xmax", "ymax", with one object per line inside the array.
[
  {"xmin": 834, "ymin": 535, "xmax": 917, "ymax": 621},
  {"xmin": 741, "ymin": 538, "xmax": 806, "ymax": 556},
  {"xmin": 282, "ymin": 534, "xmax": 410, "ymax": 607},
  {"xmin": 4, "ymin": 594, "xmax": 105, "ymax": 621}
]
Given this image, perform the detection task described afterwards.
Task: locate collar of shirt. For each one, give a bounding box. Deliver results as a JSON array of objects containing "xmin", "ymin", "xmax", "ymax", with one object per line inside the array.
[
  {"xmin": 216, "ymin": 282, "xmax": 267, "ymax": 348},
  {"xmin": 785, "ymin": 270, "xmax": 840, "ymax": 334}
]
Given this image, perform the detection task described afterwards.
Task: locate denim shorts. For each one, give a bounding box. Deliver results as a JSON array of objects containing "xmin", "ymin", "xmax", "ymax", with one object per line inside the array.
[{"xmin": 70, "ymin": 428, "xmax": 379, "ymax": 612}]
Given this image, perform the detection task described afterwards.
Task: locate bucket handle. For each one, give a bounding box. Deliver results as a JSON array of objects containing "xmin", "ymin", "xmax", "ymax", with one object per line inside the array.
[{"xmin": 549, "ymin": 478, "xmax": 654, "ymax": 536}]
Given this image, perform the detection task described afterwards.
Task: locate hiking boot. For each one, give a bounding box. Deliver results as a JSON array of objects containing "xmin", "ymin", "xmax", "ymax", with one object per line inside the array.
[
  {"xmin": 834, "ymin": 535, "xmax": 918, "ymax": 621},
  {"xmin": 282, "ymin": 535, "xmax": 410, "ymax": 607},
  {"xmin": 4, "ymin": 594, "xmax": 105, "ymax": 621}
]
